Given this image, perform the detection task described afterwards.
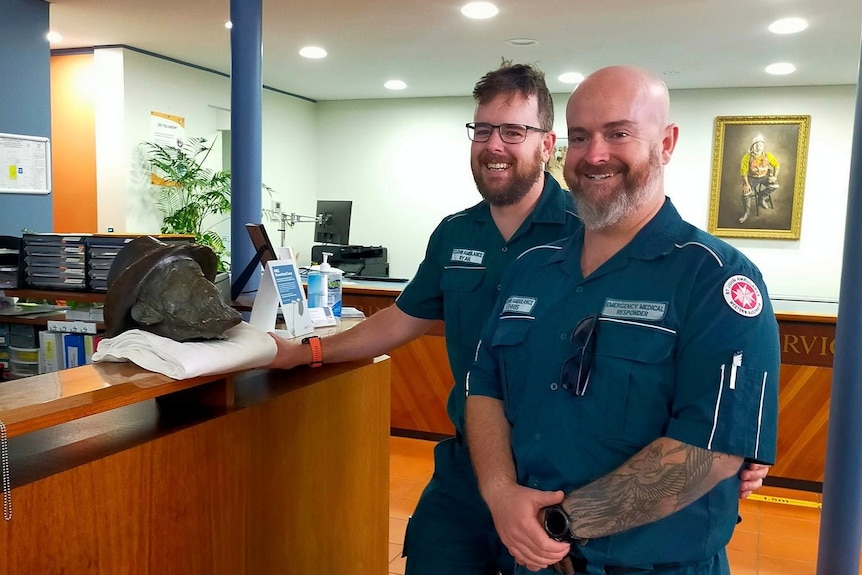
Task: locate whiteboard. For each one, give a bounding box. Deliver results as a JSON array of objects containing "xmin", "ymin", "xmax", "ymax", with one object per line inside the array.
[{"xmin": 0, "ymin": 132, "xmax": 51, "ymax": 194}]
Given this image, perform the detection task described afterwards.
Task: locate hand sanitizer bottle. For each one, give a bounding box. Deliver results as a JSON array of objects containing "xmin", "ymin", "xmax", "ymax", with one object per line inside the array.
[{"xmin": 319, "ymin": 252, "xmax": 343, "ymax": 318}]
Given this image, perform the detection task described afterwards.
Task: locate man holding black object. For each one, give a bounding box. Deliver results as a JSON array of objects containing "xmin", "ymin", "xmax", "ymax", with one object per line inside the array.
[
  {"xmin": 465, "ymin": 66, "xmax": 779, "ymax": 574},
  {"xmin": 268, "ymin": 62, "xmax": 772, "ymax": 575}
]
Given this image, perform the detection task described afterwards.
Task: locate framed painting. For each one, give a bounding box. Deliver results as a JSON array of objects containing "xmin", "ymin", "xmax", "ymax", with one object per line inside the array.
[
  {"xmin": 547, "ymin": 138, "xmax": 568, "ymax": 190},
  {"xmin": 707, "ymin": 115, "xmax": 810, "ymax": 239}
]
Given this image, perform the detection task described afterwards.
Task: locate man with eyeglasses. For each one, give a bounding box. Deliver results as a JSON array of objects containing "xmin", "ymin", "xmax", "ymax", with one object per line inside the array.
[
  {"xmin": 267, "ymin": 61, "xmax": 770, "ymax": 575},
  {"xmin": 465, "ymin": 66, "xmax": 780, "ymax": 575}
]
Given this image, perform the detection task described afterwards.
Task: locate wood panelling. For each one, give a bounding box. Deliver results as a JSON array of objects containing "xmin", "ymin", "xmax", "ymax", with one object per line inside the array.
[
  {"xmin": 389, "ymin": 336, "xmax": 455, "ymax": 435},
  {"xmin": 0, "ymin": 360, "xmax": 390, "ymax": 575},
  {"xmin": 343, "ymin": 289, "xmax": 454, "ymax": 435},
  {"xmin": 773, "ymin": 364, "xmax": 832, "ymax": 483}
]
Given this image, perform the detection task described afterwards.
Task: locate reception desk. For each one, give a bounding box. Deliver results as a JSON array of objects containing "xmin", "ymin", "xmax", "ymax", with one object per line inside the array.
[
  {"xmin": 0, "ymin": 352, "xmax": 391, "ymax": 574},
  {"xmin": 342, "ymin": 281, "xmax": 455, "ymax": 437}
]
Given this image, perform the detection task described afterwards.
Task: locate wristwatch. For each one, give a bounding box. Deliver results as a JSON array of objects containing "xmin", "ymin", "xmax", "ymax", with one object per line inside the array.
[
  {"xmin": 301, "ymin": 335, "xmax": 323, "ymax": 367},
  {"xmin": 542, "ymin": 504, "xmax": 574, "ymax": 542}
]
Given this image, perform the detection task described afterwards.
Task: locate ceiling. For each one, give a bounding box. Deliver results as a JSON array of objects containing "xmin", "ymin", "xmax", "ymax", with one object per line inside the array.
[{"xmin": 47, "ymin": 0, "xmax": 862, "ymax": 102}]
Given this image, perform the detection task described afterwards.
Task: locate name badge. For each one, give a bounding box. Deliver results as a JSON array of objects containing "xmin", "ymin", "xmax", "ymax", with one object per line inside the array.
[
  {"xmin": 451, "ymin": 249, "xmax": 485, "ymax": 265},
  {"xmin": 602, "ymin": 298, "xmax": 667, "ymax": 321},
  {"xmin": 503, "ymin": 296, "xmax": 537, "ymax": 314}
]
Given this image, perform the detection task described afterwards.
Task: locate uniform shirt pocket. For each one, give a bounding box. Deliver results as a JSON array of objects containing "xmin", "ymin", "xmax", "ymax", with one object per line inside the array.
[
  {"xmin": 586, "ymin": 319, "xmax": 677, "ymax": 444},
  {"xmin": 489, "ymin": 317, "xmax": 533, "ymax": 420},
  {"xmin": 710, "ymin": 363, "xmax": 776, "ymax": 463}
]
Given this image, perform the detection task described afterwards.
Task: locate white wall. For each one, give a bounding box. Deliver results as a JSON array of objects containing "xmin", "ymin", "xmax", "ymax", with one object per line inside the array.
[
  {"xmin": 663, "ymin": 85, "xmax": 855, "ymax": 302},
  {"xmin": 94, "ymin": 49, "xmax": 856, "ymax": 301},
  {"xmin": 315, "ymin": 97, "xmax": 477, "ymax": 278},
  {"xmin": 94, "ymin": 48, "xmax": 318, "ymax": 260},
  {"xmin": 317, "ymin": 85, "xmax": 856, "ymax": 299}
]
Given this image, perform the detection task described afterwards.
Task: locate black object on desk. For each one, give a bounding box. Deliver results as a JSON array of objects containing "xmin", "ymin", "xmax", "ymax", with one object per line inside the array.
[{"xmin": 310, "ymin": 244, "xmax": 389, "ymax": 278}]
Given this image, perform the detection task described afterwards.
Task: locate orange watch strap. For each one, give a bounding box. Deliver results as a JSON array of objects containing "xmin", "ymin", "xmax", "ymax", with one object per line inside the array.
[{"xmin": 302, "ymin": 335, "xmax": 323, "ymax": 367}]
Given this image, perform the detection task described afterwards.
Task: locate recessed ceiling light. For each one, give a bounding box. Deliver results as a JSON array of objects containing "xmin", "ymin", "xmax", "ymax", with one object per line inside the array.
[
  {"xmin": 768, "ymin": 17, "xmax": 809, "ymax": 34},
  {"xmin": 506, "ymin": 38, "xmax": 537, "ymax": 47},
  {"xmin": 765, "ymin": 62, "xmax": 796, "ymax": 75},
  {"xmin": 224, "ymin": 21, "xmax": 233, "ymax": 30},
  {"xmin": 558, "ymin": 72, "xmax": 584, "ymax": 84},
  {"xmin": 461, "ymin": 2, "xmax": 498, "ymax": 19},
  {"xmin": 384, "ymin": 80, "xmax": 407, "ymax": 91},
  {"xmin": 46, "ymin": 31, "xmax": 62, "ymax": 43},
  {"xmin": 299, "ymin": 46, "xmax": 327, "ymax": 59}
]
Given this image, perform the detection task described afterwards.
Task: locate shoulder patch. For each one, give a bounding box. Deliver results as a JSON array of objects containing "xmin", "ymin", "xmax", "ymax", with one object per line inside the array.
[{"xmin": 723, "ymin": 275, "xmax": 763, "ymax": 317}]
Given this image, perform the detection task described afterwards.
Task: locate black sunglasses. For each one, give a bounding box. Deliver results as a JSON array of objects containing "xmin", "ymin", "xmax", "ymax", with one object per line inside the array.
[{"xmin": 560, "ymin": 315, "xmax": 599, "ymax": 397}]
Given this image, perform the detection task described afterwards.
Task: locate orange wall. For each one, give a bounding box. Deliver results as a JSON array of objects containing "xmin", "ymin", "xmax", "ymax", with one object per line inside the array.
[{"xmin": 50, "ymin": 54, "xmax": 97, "ymax": 232}]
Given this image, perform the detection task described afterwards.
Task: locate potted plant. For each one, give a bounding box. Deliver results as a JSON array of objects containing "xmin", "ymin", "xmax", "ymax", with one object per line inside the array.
[{"xmin": 143, "ymin": 136, "xmax": 231, "ymax": 271}]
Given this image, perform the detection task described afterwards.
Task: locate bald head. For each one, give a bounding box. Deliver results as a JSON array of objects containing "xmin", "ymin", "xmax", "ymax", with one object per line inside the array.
[
  {"xmin": 562, "ymin": 65, "xmax": 679, "ymax": 231},
  {"xmin": 568, "ymin": 66, "xmax": 670, "ymax": 135}
]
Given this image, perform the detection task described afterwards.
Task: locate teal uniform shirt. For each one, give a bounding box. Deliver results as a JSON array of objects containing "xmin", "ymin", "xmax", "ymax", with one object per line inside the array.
[
  {"xmin": 396, "ymin": 173, "xmax": 580, "ymax": 435},
  {"xmin": 468, "ymin": 198, "xmax": 779, "ymax": 571}
]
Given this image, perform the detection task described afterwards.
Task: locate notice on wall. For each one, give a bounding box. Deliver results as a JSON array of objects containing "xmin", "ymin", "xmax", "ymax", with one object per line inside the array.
[
  {"xmin": 0, "ymin": 132, "xmax": 51, "ymax": 194},
  {"xmin": 150, "ymin": 111, "xmax": 186, "ymax": 148}
]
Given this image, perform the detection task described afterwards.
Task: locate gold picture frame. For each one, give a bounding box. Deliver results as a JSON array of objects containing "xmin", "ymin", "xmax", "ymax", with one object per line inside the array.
[{"xmin": 707, "ymin": 115, "xmax": 810, "ymax": 239}]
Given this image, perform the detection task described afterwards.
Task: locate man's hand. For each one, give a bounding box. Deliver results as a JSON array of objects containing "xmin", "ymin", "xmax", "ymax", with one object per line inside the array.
[
  {"xmin": 739, "ymin": 463, "xmax": 770, "ymax": 498},
  {"xmin": 485, "ymin": 484, "xmax": 571, "ymax": 571},
  {"xmin": 266, "ymin": 333, "xmax": 308, "ymax": 370}
]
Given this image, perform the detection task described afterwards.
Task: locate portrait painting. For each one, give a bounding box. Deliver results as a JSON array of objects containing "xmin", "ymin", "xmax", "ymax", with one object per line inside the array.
[
  {"xmin": 707, "ymin": 115, "xmax": 810, "ymax": 239},
  {"xmin": 547, "ymin": 139, "xmax": 568, "ymax": 190}
]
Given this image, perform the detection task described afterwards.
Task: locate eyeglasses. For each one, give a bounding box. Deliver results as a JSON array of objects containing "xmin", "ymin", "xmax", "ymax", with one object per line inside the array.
[
  {"xmin": 560, "ymin": 315, "xmax": 599, "ymax": 397},
  {"xmin": 465, "ymin": 122, "xmax": 549, "ymax": 144}
]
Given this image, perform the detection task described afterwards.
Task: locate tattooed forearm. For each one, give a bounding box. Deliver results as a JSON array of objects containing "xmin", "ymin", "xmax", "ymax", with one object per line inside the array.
[{"xmin": 560, "ymin": 438, "xmax": 742, "ymax": 540}]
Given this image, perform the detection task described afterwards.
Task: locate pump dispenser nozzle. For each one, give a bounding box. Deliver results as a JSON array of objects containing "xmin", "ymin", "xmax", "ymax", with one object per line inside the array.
[{"xmin": 320, "ymin": 252, "xmax": 333, "ymax": 271}]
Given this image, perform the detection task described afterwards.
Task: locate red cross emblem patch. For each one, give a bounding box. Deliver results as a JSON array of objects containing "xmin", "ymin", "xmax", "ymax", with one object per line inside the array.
[{"xmin": 723, "ymin": 275, "xmax": 763, "ymax": 317}]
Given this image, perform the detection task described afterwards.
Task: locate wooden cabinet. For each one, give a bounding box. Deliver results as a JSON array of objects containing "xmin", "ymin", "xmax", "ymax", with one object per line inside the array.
[
  {"xmin": 343, "ymin": 285, "xmax": 455, "ymax": 437},
  {"xmin": 0, "ymin": 359, "xmax": 391, "ymax": 575}
]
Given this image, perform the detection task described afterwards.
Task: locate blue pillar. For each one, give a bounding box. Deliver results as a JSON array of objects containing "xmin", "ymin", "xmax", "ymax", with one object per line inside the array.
[
  {"xmin": 229, "ymin": 0, "xmax": 263, "ymax": 299},
  {"xmin": 816, "ymin": 37, "xmax": 862, "ymax": 575}
]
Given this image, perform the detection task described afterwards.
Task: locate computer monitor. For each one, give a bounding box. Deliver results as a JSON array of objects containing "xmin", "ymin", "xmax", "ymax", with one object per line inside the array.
[
  {"xmin": 314, "ymin": 200, "xmax": 352, "ymax": 245},
  {"xmin": 230, "ymin": 223, "xmax": 279, "ymax": 301}
]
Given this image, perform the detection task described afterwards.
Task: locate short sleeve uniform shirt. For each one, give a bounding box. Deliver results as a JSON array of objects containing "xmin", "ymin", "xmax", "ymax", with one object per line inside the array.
[
  {"xmin": 396, "ymin": 173, "xmax": 580, "ymax": 435},
  {"xmin": 467, "ymin": 198, "xmax": 780, "ymax": 567}
]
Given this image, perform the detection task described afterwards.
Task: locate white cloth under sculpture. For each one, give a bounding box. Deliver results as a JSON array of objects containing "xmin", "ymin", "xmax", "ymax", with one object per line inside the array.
[{"xmin": 92, "ymin": 321, "xmax": 277, "ymax": 380}]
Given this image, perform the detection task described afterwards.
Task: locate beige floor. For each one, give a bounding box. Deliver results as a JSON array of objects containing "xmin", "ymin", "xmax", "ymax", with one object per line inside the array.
[{"xmin": 388, "ymin": 435, "xmax": 853, "ymax": 575}]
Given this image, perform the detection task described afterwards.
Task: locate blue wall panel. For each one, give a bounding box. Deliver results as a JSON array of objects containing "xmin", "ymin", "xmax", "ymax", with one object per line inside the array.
[{"xmin": 0, "ymin": 0, "xmax": 53, "ymax": 235}]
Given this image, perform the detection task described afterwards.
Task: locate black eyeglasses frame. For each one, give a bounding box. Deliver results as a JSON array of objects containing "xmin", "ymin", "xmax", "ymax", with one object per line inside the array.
[{"xmin": 465, "ymin": 122, "xmax": 550, "ymax": 144}]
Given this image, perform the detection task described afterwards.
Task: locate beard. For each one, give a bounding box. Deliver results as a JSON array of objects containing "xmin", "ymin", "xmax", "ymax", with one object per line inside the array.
[
  {"xmin": 567, "ymin": 145, "xmax": 663, "ymax": 230},
  {"xmin": 472, "ymin": 144, "xmax": 545, "ymax": 207}
]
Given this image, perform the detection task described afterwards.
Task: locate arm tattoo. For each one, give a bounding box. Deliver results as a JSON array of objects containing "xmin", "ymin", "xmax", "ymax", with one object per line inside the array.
[{"xmin": 563, "ymin": 442, "xmax": 730, "ymax": 539}]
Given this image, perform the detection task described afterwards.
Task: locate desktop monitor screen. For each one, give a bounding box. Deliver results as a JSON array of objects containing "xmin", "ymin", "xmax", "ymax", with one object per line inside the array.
[{"xmin": 314, "ymin": 200, "xmax": 352, "ymax": 245}]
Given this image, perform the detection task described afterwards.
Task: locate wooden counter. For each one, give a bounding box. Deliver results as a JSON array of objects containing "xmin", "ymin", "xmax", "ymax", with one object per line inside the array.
[
  {"xmin": 770, "ymin": 310, "xmax": 837, "ymax": 490},
  {"xmin": 0, "ymin": 354, "xmax": 391, "ymax": 574},
  {"xmin": 342, "ymin": 281, "xmax": 454, "ymax": 437}
]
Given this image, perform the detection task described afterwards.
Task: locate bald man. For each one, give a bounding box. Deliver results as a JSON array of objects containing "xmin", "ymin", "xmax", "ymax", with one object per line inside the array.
[{"xmin": 465, "ymin": 66, "xmax": 780, "ymax": 574}]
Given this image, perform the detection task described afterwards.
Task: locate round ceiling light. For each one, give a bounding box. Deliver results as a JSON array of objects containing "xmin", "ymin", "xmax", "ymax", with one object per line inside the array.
[
  {"xmin": 768, "ymin": 17, "xmax": 809, "ymax": 34},
  {"xmin": 461, "ymin": 2, "xmax": 499, "ymax": 19},
  {"xmin": 506, "ymin": 38, "xmax": 538, "ymax": 47},
  {"xmin": 299, "ymin": 46, "xmax": 328, "ymax": 59},
  {"xmin": 384, "ymin": 80, "xmax": 407, "ymax": 90},
  {"xmin": 558, "ymin": 72, "xmax": 584, "ymax": 84},
  {"xmin": 765, "ymin": 62, "xmax": 796, "ymax": 75}
]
